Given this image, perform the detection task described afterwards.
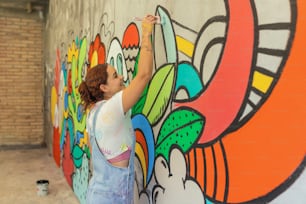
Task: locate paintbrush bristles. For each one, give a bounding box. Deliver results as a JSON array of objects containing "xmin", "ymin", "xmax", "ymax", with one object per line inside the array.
[{"xmin": 133, "ymin": 16, "xmax": 163, "ymax": 25}]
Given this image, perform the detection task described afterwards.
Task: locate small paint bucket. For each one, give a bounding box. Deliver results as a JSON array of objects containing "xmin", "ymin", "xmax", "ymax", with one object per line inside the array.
[{"xmin": 36, "ymin": 180, "xmax": 49, "ymax": 196}]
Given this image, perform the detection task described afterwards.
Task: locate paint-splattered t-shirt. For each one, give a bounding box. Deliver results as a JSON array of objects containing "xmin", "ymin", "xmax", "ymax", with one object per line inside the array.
[{"xmin": 87, "ymin": 90, "xmax": 134, "ymax": 161}]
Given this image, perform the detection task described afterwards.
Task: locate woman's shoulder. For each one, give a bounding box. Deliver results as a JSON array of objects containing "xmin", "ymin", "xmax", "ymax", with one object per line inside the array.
[
  {"xmin": 104, "ymin": 90, "xmax": 123, "ymax": 105},
  {"xmin": 89, "ymin": 100, "xmax": 106, "ymax": 116},
  {"xmin": 96, "ymin": 100, "xmax": 106, "ymax": 106}
]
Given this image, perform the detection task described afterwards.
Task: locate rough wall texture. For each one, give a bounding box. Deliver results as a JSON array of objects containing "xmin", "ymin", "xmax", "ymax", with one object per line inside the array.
[
  {"xmin": 0, "ymin": 13, "xmax": 44, "ymax": 146},
  {"xmin": 45, "ymin": 0, "xmax": 306, "ymax": 203}
]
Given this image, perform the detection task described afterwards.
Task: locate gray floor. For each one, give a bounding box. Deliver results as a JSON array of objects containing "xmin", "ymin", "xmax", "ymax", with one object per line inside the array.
[{"xmin": 0, "ymin": 148, "xmax": 79, "ymax": 204}]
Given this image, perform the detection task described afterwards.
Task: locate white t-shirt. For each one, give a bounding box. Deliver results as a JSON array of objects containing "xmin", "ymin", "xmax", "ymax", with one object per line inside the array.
[{"xmin": 87, "ymin": 91, "xmax": 134, "ymax": 160}]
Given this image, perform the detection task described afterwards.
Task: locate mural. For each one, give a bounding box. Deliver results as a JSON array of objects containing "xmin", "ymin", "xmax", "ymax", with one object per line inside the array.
[{"xmin": 50, "ymin": 0, "xmax": 306, "ymax": 203}]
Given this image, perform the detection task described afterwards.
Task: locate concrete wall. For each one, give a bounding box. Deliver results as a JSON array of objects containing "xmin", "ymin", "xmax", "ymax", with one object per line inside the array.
[
  {"xmin": 45, "ymin": 0, "xmax": 306, "ymax": 203},
  {"xmin": 0, "ymin": 12, "xmax": 44, "ymax": 147}
]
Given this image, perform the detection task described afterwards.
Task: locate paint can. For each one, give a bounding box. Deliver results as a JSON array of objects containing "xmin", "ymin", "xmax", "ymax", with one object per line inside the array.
[{"xmin": 36, "ymin": 180, "xmax": 49, "ymax": 196}]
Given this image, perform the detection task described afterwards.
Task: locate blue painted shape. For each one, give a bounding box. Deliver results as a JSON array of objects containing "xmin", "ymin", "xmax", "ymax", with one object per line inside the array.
[
  {"xmin": 67, "ymin": 118, "xmax": 75, "ymax": 150},
  {"xmin": 132, "ymin": 114, "xmax": 155, "ymax": 184}
]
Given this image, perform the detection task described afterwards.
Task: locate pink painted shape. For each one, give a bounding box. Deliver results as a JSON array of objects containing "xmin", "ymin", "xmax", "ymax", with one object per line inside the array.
[{"xmin": 54, "ymin": 49, "xmax": 61, "ymax": 93}]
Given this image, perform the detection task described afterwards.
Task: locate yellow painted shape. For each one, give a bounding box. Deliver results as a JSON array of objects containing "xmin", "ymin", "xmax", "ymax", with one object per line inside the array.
[
  {"xmin": 91, "ymin": 51, "xmax": 98, "ymax": 68},
  {"xmin": 63, "ymin": 86, "xmax": 69, "ymax": 119},
  {"xmin": 79, "ymin": 130, "xmax": 88, "ymax": 147},
  {"xmin": 67, "ymin": 41, "xmax": 79, "ymax": 63},
  {"xmin": 51, "ymin": 86, "xmax": 58, "ymax": 126},
  {"xmin": 135, "ymin": 142, "xmax": 147, "ymax": 185},
  {"xmin": 252, "ymin": 71, "xmax": 274, "ymax": 93},
  {"xmin": 176, "ymin": 35, "xmax": 194, "ymax": 58}
]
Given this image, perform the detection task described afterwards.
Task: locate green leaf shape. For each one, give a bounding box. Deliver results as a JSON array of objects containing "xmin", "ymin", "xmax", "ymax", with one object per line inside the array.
[
  {"xmin": 142, "ymin": 63, "xmax": 175, "ymax": 125},
  {"xmin": 155, "ymin": 108, "xmax": 204, "ymax": 161},
  {"xmin": 71, "ymin": 55, "xmax": 77, "ymax": 95},
  {"xmin": 78, "ymin": 37, "xmax": 87, "ymax": 81},
  {"xmin": 133, "ymin": 51, "xmax": 140, "ymax": 78},
  {"xmin": 72, "ymin": 144, "xmax": 84, "ymax": 168},
  {"xmin": 83, "ymin": 144, "xmax": 91, "ymax": 159},
  {"xmin": 132, "ymin": 85, "xmax": 148, "ymax": 116}
]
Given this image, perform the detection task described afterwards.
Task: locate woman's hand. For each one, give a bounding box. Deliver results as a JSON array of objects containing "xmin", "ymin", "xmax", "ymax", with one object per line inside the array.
[{"xmin": 142, "ymin": 14, "xmax": 158, "ymax": 36}]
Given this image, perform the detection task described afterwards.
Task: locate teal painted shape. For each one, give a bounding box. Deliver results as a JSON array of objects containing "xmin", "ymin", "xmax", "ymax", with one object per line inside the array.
[
  {"xmin": 157, "ymin": 7, "xmax": 177, "ymax": 63},
  {"xmin": 175, "ymin": 62, "xmax": 203, "ymax": 99},
  {"xmin": 72, "ymin": 144, "xmax": 84, "ymax": 168}
]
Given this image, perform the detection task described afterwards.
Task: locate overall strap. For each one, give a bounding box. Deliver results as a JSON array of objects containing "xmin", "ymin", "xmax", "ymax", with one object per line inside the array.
[
  {"xmin": 92, "ymin": 101, "xmax": 104, "ymax": 137},
  {"xmin": 91, "ymin": 101, "xmax": 107, "ymax": 159}
]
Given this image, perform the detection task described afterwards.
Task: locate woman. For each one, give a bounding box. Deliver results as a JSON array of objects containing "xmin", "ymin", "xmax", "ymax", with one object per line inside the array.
[{"xmin": 79, "ymin": 15, "xmax": 156, "ymax": 204}]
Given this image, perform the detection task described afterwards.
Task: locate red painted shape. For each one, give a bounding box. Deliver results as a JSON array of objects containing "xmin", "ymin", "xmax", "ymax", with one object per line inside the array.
[
  {"xmin": 62, "ymin": 130, "xmax": 74, "ymax": 187},
  {"xmin": 176, "ymin": 0, "xmax": 254, "ymax": 144},
  {"xmin": 135, "ymin": 130, "xmax": 149, "ymax": 169},
  {"xmin": 122, "ymin": 23, "xmax": 139, "ymax": 48},
  {"xmin": 52, "ymin": 127, "xmax": 61, "ymax": 167},
  {"xmin": 88, "ymin": 34, "xmax": 106, "ymax": 68}
]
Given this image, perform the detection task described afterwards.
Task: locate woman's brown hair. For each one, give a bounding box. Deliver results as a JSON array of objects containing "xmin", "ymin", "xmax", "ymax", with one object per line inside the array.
[{"xmin": 79, "ymin": 64, "xmax": 108, "ymax": 110}]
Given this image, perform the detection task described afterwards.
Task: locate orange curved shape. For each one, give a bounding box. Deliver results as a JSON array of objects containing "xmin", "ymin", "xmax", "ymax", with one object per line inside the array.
[
  {"xmin": 135, "ymin": 130, "xmax": 149, "ymax": 169},
  {"xmin": 186, "ymin": 142, "xmax": 227, "ymax": 202},
  {"xmin": 223, "ymin": 1, "xmax": 306, "ymax": 202}
]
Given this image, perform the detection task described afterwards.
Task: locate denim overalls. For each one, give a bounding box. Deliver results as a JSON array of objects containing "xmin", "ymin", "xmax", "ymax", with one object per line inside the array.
[{"xmin": 86, "ymin": 104, "xmax": 135, "ymax": 204}]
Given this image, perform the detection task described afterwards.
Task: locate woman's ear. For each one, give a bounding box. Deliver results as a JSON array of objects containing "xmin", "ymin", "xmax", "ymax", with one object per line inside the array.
[{"xmin": 100, "ymin": 84, "xmax": 108, "ymax": 92}]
